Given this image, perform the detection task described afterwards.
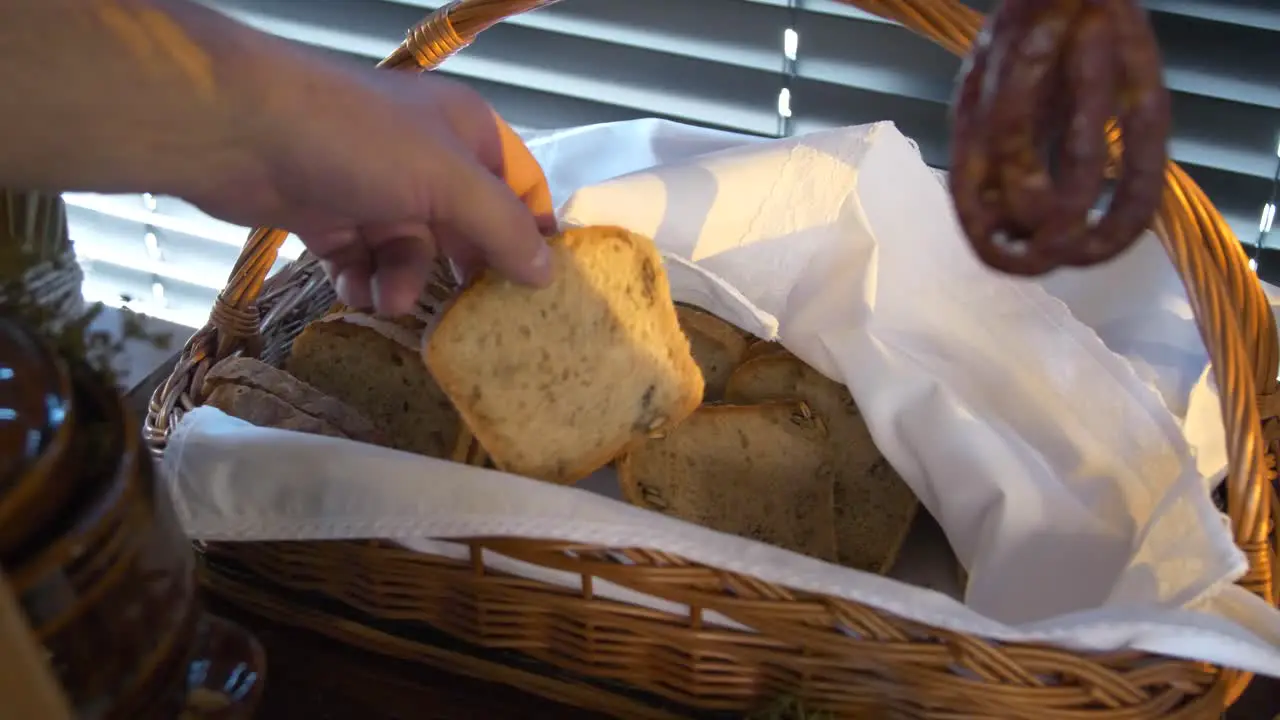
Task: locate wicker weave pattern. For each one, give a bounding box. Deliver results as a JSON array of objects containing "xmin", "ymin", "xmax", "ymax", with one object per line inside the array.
[
  {"xmin": 203, "ymin": 539, "xmax": 1230, "ymax": 718},
  {"xmin": 146, "ymin": 0, "xmax": 1279, "ymax": 716}
]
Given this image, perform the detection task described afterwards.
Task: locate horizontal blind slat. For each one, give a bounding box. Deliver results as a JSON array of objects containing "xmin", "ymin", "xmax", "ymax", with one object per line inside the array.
[
  {"xmin": 1144, "ymin": 0, "xmax": 1280, "ymax": 32},
  {"xmin": 68, "ymin": 0, "xmax": 1274, "ymax": 314},
  {"xmin": 793, "ymin": 8, "xmax": 1280, "ymax": 110},
  {"xmin": 79, "ymin": 259, "xmax": 218, "ymax": 329},
  {"xmin": 795, "ymin": 8, "xmax": 1279, "ymax": 180},
  {"xmin": 218, "ymin": 0, "xmax": 786, "ymax": 135},
  {"xmin": 381, "ymin": 0, "xmax": 788, "ymax": 73}
]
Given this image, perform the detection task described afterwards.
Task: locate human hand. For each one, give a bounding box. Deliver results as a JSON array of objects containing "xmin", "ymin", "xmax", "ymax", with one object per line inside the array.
[{"xmin": 188, "ymin": 61, "xmax": 556, "ymax": 316}]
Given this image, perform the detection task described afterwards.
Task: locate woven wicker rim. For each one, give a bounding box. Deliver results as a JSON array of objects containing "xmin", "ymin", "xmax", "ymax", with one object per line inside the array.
[{"xmin": 145, "ymin": 0, "xmax": 1279, "ymax": 711}]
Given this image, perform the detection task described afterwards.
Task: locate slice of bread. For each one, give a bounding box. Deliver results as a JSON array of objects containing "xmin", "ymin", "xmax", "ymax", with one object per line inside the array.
[
  {"xmin": 618, "ymin": 402, "xmax": 838, "ymax": 561},
  {"xmin": 725, "ymin": 356, "xmax": 918, "ymax": 574},
  {"xmin": 205, "ymin": 384, "xmax": 353, "ymax": 439},
  {"xmin": 675, "ymin": 304, "xmax": 750, "ymax": 401},
  {"xmin": 424, "ymin": 226, "xmax": 704, "ymax": 485},
  {"xmin": 288, "ymin": 313, "xmax": 459, "ymax": 458},
  {"xmin": 202, "ymin": 356, "xmax": 381, "ymax": 443},
  {"xmin": 741, "ymin": 339, "xmax": 794, "ymax": 364}
]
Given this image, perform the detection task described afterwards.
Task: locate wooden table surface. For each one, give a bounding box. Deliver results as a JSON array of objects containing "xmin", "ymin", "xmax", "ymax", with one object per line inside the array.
[
  {"xmin": 130, "ymin": 351, "xmax": 1278, "ymax": 720},
  {"xmin": 213, "ymin": 593, "xmax": 1279, "ymax": 720},
  {"xmin": 206, "ymin": 598, "xmax": 607, "ymax": 720}
]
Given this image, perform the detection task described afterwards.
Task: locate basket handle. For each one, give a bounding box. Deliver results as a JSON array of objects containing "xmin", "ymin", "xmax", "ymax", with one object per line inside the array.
[{"xmin": 203, "ymin": 0, "xmax": 1275, "ymax": 671}]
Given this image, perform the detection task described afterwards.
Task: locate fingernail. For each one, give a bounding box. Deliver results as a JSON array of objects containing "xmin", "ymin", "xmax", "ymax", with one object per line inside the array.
[
  {"xmin": 527, "ymin": 241, "xmax": 553, "ymax": 285},
  {"xmin": 532, "ymin": 240, "xmax": 550, "ymax": 267},
  {"xmin": 535, "ymin": 213, "xmax": 559, "ymax": 237},
  {"xmin": 446, "ymin": 257, "xmax": 470, "ymax": 286},
  {"xmin": 334, "ymin": 272, "xmax": 368, "ymax": 310},
  {"xmin": 370, "ymin": 274, "xmax": 409, "ymax": 317}
]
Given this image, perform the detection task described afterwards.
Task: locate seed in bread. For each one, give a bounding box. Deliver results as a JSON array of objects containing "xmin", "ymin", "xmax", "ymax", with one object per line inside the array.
[
  {"xmin": 288, "ymin": 314, "xmax": 459, "ymax": 458},
  {"xmin": 424, "ymin": 225, "xmax": 704, "ymax": 485},
  {"xmin": 725, "ymin": 355, "xmax": 918, "ymax": 574},
  {"xmin": 618, "ymin": 402, "xmax": 838, "ymax": 561},
  {"xmin": 202, "ymin": 356, "xmax": 381, "ymax": 443},
  {"xmin": 675, "ymin": 304, "xmax": 750, "ymax": 401}
]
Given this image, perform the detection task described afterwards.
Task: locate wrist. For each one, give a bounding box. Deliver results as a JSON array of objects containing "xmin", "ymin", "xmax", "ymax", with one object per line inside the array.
[
  {"xmin": 165, "ymin": 12, "xmax": 387, "ymax": 217},
  {"xmin": 140, "ymin": 0, "xmax": 287, "ymax": 203},
  {"xmin": 0, "ymin": 0, "xmax": 288, "ymax": 200}
]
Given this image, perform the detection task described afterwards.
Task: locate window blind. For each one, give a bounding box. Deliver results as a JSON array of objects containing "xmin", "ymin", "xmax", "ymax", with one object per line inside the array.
[{"xmin": 67, "ymin": 0, "xmax": 1280, "ymax": 327}]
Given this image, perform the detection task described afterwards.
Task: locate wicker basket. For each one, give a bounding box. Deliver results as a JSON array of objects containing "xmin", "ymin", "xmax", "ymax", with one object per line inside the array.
[{"xmin": 146, "ymin": 1, "xmax": 1280, "ymax": 717}]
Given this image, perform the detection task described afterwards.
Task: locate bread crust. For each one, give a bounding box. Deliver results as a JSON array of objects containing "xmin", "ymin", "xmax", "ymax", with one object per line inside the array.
[
  {"xmin": 675, "ymin": 304, "xmax": 750, "ymax": 401},
  {"xmin": 205, "ymin": 383, "xmax": 354, "ymax": 439},
  {"xmin": 740, "ymin": 339, "xmax": 795, "ymax": 364},
  {"xmin": 203, "ymin": 356, "xmax": 381, "ymax": 442}
]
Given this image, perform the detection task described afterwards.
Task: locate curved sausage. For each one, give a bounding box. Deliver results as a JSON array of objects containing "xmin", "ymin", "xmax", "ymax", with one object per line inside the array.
[
  {"xmin": 1072, "ymin": 0, "xmax": 1170, "ymax": 266},
  {"xmin": 947, "ymin": 0, "xmax": 1170, "ymax": 276}
]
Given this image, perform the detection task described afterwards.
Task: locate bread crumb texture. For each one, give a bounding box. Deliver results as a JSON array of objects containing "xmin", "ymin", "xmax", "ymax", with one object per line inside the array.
[
  {"xmin": 619, "ymin": 402, "xmax": 838, "ymax": 561},
  {"xmin": 425, "ymin": 226, "xmax": 704, "ymax": 485},
  {"xmin": 675, "ymin": 304, "xmax": 750, "ymax": 402},
  {"xmin": 288, "ymin": 318, "xmax": 459, "ymax": 457},
  {"xmin": 726, "ymin": 356, "xmax": 918, "ymax": 573}
]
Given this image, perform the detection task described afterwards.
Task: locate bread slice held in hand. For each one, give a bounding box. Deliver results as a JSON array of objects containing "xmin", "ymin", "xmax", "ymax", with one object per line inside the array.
[
  {"xmin": 726, "ymin": 355, "xmax": 918, "ymax": 574},
  {"xmin": 201, "ymin": 356, "xmax": 381, "ymax": 443},
  {"xmin": 618, "ymin": 402, "xmax": 838, "ymax": 562},
  {"xmin": 288, "ymin": 313, "xmax": 460, "ymax": 458},
  {"xmin": 424, "ymin": 225, "xmax": 704, "ymax": 485},
  {"xmin": 675, "ymin": 304, "xmax": 750, "ymax": 401}
]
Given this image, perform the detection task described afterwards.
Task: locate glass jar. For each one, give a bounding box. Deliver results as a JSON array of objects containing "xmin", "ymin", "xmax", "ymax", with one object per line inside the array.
[{"xmin": 0, "ymin": 317, "xmax": 265, "ymax": 719}]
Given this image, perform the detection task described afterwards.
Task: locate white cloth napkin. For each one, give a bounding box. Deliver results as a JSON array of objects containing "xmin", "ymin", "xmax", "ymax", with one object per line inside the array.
[
  {"xmin": 163, "ymin": 118, "xmax": 1280, "ymax": 678},
  {"xmin": 1039, "ymin": 238, "xmax": 1280, "ymax": 490}
]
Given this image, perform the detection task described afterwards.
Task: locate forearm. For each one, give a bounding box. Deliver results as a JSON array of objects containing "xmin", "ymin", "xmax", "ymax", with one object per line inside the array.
[{"xmin": 0, "ymin": 0, "xmax": 305, "ymax": 198}]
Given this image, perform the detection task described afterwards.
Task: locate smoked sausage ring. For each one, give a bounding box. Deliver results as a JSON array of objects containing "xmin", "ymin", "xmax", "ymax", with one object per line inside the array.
[{"xmin": 949, "ymin": 0, "xmax": 1171, "ymax": 276}]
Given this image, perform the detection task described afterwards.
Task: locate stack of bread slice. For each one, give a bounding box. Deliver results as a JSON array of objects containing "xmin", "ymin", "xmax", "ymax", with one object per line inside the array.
[
  {"xmin": 611, "ymin": 302, "xmax": 918, "ymax": 572},
  {"xmin": 202, "ymin": 225, "xmax": 920, "ymax": 573},
  {"xmin": 288, "ymin": 311, "xmax": 459, "ymax": 458},
  {"xmin": 202, "ymin": 357, "xmax": 382, "ymax": 444},
  {"xmin": 722, "ymin": 354, "xmax": 919, "ymax": 573},
  {"xmin": 618, "ymin": 401, "xmax": 840, "ymax": 562}
]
